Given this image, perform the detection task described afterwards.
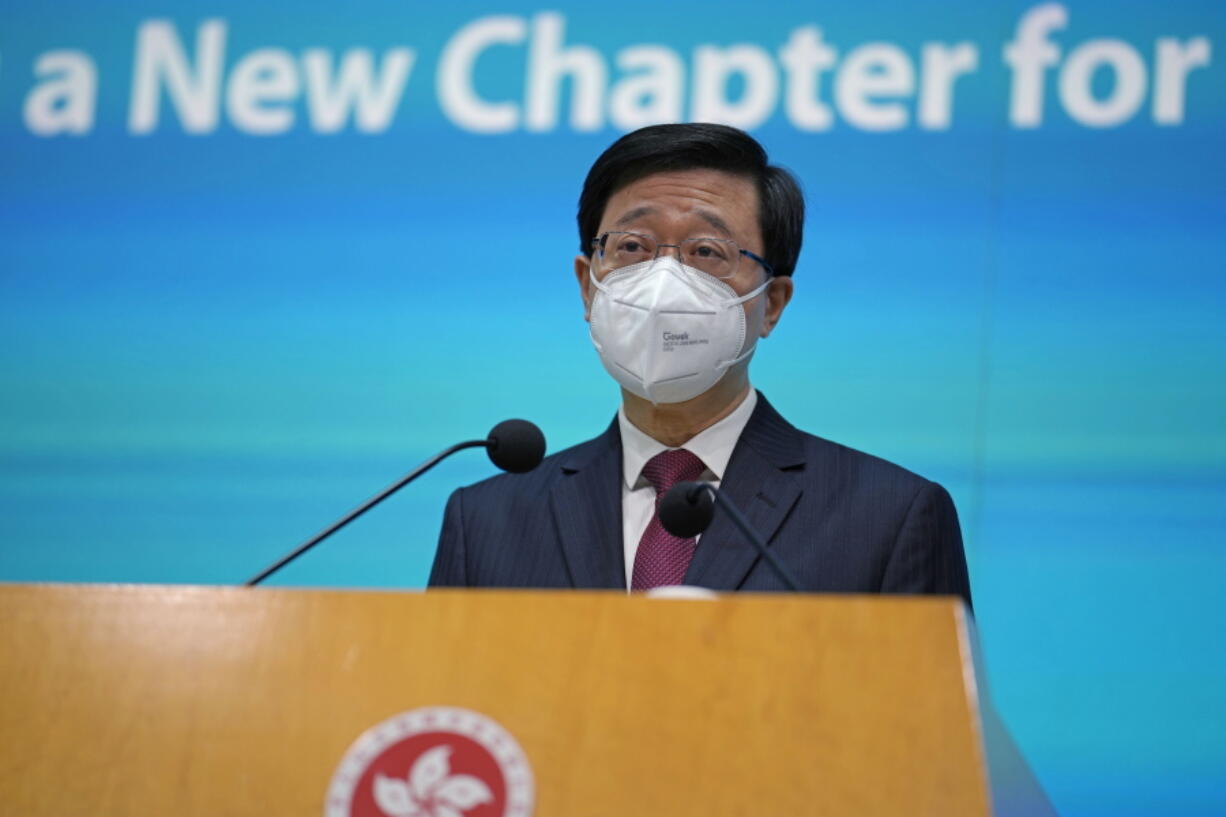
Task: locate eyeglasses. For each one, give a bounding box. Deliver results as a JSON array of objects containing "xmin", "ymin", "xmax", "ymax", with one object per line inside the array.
[{"xmin": 591, "ymin": 231, "xmax": 774, "ymax": 280}]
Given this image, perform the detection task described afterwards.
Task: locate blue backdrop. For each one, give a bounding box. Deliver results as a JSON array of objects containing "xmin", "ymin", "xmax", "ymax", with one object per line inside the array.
[{"xmin": 2, "ymin": 2, "xmax": 1223, "ymax": 815}]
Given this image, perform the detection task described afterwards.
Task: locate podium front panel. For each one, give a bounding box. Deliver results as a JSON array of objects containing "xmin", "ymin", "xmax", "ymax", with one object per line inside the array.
[{"xmin": 0, "ymin": 584, "xmax": 989, "ymax": 816}]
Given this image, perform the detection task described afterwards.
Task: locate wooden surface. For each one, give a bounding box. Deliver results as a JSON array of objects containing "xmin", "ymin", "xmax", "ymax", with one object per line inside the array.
[{"xmin": 0, "ymin": 584, "xmax": 990, "ymax": 816}]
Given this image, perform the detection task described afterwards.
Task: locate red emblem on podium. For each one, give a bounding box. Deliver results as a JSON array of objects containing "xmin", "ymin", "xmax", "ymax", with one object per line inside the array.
[{"xmin": 325, "ymin": 707, "xmax": 534, "ymax": 817}]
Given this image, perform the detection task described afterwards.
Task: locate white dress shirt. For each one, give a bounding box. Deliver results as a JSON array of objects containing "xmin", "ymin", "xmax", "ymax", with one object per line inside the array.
[{"xmin": 618, "ymin": 389, "xmax": 758, "ymax": 589}]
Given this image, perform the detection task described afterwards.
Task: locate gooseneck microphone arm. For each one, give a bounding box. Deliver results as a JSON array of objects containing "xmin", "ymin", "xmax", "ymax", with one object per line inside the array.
[
  {"xmin": 704, "ymin": 485, "xmax": 802, "ymax": 592},
  {"xmin": 662, "ymin": 481, "xmax": 803, "ymax": 592},
  {"xmin": 244, "ymin": 439, "xmax": 488, "ymax": 587},
  {"xmin": 245, "ymin": 418, "xmax": 546, "ymax": 587}
]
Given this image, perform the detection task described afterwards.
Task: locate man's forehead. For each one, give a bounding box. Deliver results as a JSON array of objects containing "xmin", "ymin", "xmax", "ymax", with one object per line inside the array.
[
  {"xmin": 613, "ymin": 205, "xmax": 734, "ymax": 237},
  {"xmin": 600, "ymin": 169, "xmax": 759, "ymax": 236}
]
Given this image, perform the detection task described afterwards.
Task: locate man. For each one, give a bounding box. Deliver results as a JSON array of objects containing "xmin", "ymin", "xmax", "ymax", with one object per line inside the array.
[{"xmin": 430, "ymin": 123, "xmax": 972, "ymax": 608}]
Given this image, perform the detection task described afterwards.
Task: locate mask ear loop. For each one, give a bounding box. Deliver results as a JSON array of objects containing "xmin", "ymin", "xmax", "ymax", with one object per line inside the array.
[
  {"xmin": 723, "ymin": 276, "xmax": 771, "ymax": 307},
  {"xmin": 715, "ymin": 277, "xmax": 772, "ymax": 368}
]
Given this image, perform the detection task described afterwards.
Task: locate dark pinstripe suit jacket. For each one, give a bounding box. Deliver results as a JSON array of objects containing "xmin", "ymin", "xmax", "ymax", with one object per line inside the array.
[{"xmin": 429, "ymin": 393, "xmax": 972, "ymax": 609}]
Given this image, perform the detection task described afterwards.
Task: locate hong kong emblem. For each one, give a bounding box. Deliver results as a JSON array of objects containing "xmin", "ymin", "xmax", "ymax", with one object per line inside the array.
[{"xmin": 325, "ymin": 706, "xmax": 534, "ymax": 817}]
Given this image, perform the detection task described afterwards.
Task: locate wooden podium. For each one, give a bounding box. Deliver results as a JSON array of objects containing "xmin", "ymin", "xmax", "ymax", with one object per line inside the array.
[{"xmin": 0, "ymin": 584, "xmax": 1053, "ymax": 816}]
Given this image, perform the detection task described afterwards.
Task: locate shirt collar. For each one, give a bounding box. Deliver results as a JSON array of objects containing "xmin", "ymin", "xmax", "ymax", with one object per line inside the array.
[{"xmin": 618, "ymin": 389, "xmax": 758, "ymax": 490}]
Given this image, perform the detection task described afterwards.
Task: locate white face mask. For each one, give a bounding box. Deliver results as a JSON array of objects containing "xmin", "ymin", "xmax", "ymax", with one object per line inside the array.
[{"xmin": 587, "ymin": 255, "xmax": 770, "ymax": 405}]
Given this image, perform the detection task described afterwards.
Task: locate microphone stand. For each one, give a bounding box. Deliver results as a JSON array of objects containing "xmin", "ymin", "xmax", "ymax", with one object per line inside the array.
[
  {"xmin": 245, "ymin": 439, "xmax": 489, "ymax": 586},
  {"xmin": 693, "ymin": 484, "xmax": 802, "ymax": 592}
]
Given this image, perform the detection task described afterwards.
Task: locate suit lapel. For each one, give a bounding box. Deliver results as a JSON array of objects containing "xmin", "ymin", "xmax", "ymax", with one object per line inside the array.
[
  {"xmin": 684, "ymin": 394, "xmax": 806, "ymax": 590},
  {"xmin": 550, "ymin": 420, "xmax": 626, "ymax": 589}
]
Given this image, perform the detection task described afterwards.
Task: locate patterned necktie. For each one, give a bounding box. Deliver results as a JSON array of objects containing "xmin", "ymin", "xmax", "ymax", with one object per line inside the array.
[{"xmin": 631, "ymin": 448, "xmax": 708, "ymax": 591}]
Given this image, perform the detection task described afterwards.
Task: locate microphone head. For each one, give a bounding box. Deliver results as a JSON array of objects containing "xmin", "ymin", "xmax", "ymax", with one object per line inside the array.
[
  {"xmin": 659, "ymin": 481, "xmax": 714, "ymax": 538},
  {"xmin": 486, "ymin": 419, "xmax": 546, "ymax": 473}
]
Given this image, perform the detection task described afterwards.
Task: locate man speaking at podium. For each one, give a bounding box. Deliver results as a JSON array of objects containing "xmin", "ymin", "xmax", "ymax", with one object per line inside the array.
[{"xmin": 430, "ymin": 123, "xmax": 971, "ymax": 608}]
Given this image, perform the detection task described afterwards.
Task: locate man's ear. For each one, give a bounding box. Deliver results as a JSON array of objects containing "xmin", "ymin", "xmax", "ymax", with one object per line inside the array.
[
  {"xmin": 760, "ymin": 275, "xmax": 794, "ymax": 338},
  {"xmin": 574, "ymin": 254, "xmax": 594, "ymax": 321}
]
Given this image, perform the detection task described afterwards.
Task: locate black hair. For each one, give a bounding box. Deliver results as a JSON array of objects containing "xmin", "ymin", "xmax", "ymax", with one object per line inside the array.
[{"xmin": 577, "ymin": 123, "xmax": 805, "ymax": 276}]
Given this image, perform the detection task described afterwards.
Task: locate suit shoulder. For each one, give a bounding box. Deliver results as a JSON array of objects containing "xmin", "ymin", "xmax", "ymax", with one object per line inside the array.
[
  {"xmin": 797, "ymin": 429, "xmax": 939, "ymax": 493},
  {"xmin": 749, "ymin": 394, "xmax": 940, "ymax": 496}
]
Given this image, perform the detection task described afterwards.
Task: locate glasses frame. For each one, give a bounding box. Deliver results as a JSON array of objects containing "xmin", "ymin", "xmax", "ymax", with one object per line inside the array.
[{"xmin": 591, "ymin": 231, "xmax": 776, "ymax": 280}]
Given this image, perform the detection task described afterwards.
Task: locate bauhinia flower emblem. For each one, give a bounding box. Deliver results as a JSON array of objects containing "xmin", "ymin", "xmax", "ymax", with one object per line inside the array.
[{"xmin": 374, "ymin": 745, "xmax": 494, "ymax": 817}]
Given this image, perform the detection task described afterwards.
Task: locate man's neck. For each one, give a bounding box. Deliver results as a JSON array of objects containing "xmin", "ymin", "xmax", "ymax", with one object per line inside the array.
[{"xmin": 622, "ymin": 378, "xmax": 752, "ymax": 448}]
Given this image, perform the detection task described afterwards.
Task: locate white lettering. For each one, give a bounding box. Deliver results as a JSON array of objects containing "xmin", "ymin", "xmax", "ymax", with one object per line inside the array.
[
  {"xmin": 1059, "ymin": 39, "xmax": 1147, "ymax": 128},
  {"xmin": 1004, "ymin": 3, "xmax": 1068, "ymax": 128},
  {"xmin": 609, "ymin": 46, "xmax": 684, "ymax": 130},
  {"xmin": 302, "ymin": 48, "xmax": 413, "ymax": 133},
  {"xmin": 918, "ymin": 42, "xmax": 978, "ymax": 130},
  {"xmin": 779, "ymin": 26, "xmax": 837, "ymax": 132},
  {"xmin": 226, "ymin": 48, "xmax": 298, "ymax": 135},
  {"xmin": 692, "ymin": 43, "xmax": 778, "ymax": 129},
  {"xmin": 129, "ymin": 19, "xmax": 226, "ymax": 134},
  {"xmin": 24, "ymin": 50, "xmax": 97, "ymax": 136},
  {"xmin": 526, "ymin": 13, "xmax": 606, "ymax": 132},
  {"xmin": 101, "ymin": 11, "xmax": 1214, "ymax": 137},
  {"xmin": 1153, "ymin": 37, "xmax": 1211, "ymax": 125},
  {"xmin": 437, "ymin": 15, "xmax": 525, "ymax": 133},
  {"xmin": 835, "ymin": 43, "xmax": 914, "ymax": 131}
]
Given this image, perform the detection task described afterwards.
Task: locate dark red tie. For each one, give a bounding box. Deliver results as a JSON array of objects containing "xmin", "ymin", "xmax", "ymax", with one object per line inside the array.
[{"xmin": 631, "ymin": 448, "xmax": 708, "ymax": 591}]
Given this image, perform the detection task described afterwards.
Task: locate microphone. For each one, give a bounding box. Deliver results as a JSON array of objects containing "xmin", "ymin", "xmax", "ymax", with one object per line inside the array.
[
  {"xmin": 485, "ymin": 419, "xmax": 547, "ymax": 474},
  {"xmin": 659, "ymin": 481, "xmax": 802, "ymax": 592},
  {"xmin": 244, "ymin": 419, "xmax": 546, "ymax": 586}
]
